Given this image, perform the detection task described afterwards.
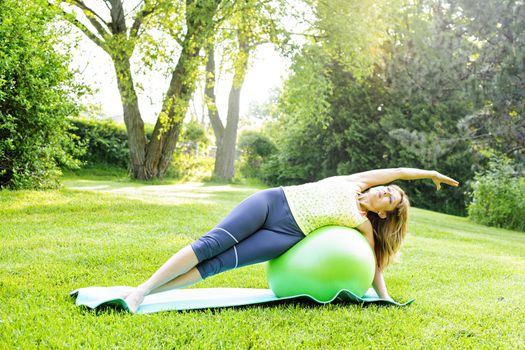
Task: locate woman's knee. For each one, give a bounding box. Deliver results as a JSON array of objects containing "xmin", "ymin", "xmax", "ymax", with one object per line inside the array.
[
  {"xmin": 190, "ymin": 227, "xmax": 238, "ymax": 262},
  {"xmin": 196, "ymin": 249, "xmax": 236, "ymax": 279}
]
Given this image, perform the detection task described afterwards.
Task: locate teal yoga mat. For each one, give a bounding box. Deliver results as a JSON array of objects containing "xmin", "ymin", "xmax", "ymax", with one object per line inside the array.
[{"xmin": 70, "ymin": 287, "xmax": 414, "ymax": 314}]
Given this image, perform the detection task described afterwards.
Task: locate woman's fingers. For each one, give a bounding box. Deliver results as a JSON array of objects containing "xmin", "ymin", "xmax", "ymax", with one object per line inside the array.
[
  {"xmin": 433, "ymin": 173, "xmax": 460, "ymax": 190},
  {"xmin": 441, "ymin": 174, "xmax": 459, "ymax": 186}
]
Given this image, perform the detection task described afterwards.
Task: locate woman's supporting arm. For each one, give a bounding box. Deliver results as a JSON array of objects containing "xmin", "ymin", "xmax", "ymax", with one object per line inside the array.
[
  {"xmin": 355, "ymin": 220, "xmax": 390, "ymax": 299},
  {"xmin": 345, "ymin": 167, "xmax": 459, "ymax": 190},
  {"xmin": 372, "ymin": 269, "xmax": 391, "ymax": 300}
]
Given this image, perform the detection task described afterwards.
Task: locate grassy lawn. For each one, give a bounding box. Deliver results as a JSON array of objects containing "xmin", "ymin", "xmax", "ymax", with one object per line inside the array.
[{"xmin": 1, "ymin": 174, "xmax": 524, "ymax": 349}]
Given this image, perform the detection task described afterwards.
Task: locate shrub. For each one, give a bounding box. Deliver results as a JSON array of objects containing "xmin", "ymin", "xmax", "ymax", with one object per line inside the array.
[
  {"xmin": 70, "ymin": 118, "xmax": 210, "ymax": 177},
  {"xmin": 0, "ymin": 0, "xmax": 85, "ymax": 189},
  {"xmin": 178, "ymin": 119, "xmax": 210, "ymax": 157},
  {"xmin": 167, "ymin": 120, "xmax": 212, "ymax": 180},
  {"xmin": 238, "ymin": 131, "xmax": 277, "ymax": 179},
  {"xmin": 468, "ymin": 157, "xmax": 525, "ymax": 232},
  {"xmin": 69, "ymin": 118, "xmax": 130, "ymax": 168},
  {"xmin": 168, "ymin": 153, "xmax": 215, "ymax": 181}
]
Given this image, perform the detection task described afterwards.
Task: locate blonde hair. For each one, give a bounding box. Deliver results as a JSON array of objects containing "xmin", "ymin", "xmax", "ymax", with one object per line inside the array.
[{"xmin": 366, "ymin": 185, "xmax": 410, "ymax": 271}]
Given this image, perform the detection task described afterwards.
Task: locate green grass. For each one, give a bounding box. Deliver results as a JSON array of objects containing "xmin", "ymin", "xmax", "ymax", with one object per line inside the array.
[{"xmin": 1, "ymin": 176, "xmax": 524, "ymax": 349}]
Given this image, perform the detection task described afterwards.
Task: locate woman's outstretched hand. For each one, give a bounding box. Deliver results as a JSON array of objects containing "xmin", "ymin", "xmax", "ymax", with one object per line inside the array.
[{"xmin": 432, "ymin": 171, "xmax": 460, "ymax": 190}]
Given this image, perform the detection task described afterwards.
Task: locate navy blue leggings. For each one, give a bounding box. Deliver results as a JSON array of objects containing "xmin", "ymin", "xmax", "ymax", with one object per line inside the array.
[{"xmin": 190, "ymin": 188, "xmax": 305, "ymax": 279}]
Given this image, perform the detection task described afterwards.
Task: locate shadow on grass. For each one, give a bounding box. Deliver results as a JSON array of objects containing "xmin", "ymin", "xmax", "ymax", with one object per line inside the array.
[{"xmin": 61, "ymin": 179, "xmax": 259, "ymax": 206}]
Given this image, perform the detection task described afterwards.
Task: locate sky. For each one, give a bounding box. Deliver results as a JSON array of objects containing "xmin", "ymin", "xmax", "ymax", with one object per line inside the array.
[{"xmin": 70, "ymin": 19, "xmax": 291, "ymax": 125}]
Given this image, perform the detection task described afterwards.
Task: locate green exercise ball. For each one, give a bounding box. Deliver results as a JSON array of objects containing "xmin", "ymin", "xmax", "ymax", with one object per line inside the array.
[{"xmin": 267, "ymin": 226, "xmax": 375, "ymax": 302}]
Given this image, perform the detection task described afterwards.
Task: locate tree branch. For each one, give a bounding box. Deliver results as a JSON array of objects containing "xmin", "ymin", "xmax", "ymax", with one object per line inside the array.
[
  {"xmin": 70, "ymin": 0, "xmax": 112, "ymax": 38},
  {"xmin": 109, "ymin": 0, "xmax": 126, "ymax": 33},
  {"xmin": 70, "ymin": 16, "xmax": 108, "ymax": 51},
  {"xmin": 130, "ymin": 6, "xmax": 155, "ymax": 38},
  {"xmin": 102, "ymin": 0, "xmax": 111, "ymax": 12},
  {"xmin": 52, "ymin": 1, "xmax": 108, "ymax": 51},
  {"xmin": 204, "ymin": 46, "xmax": 225, "ymax": 138}
]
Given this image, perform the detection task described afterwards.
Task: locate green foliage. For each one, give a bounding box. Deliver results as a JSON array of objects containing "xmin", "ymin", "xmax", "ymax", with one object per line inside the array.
[
  {"xmin": 261, "ymin": 45, "xmax": 334, "ymax": 185},
  {"xmin": 69, "ymin": 118, "xmax": 131, "ymax": 168},
  {"xmin": 0, "ymin": 0, "xmax": 85, "ymax": 189},
  {"xmin": 168, "ymin": 153, "xmax": 214, "ymax": 181},
  {"xmin": 468, "ymin": 156, "xmax": 525, "ymax": 232},
  {"xmin": 181, "ymin": 119, "xmax": 210, "ymax": 154},
  {"xmin": 168, "ymin": 120, "xmax": 213, "ymax": 181},
  {"xmin": 454, "ymin": 0, "xmax": 525, "ymax": 166},
  {"xmin": 315, "ymin": 0, "xmax": 403, "ymax": 80},
  {"xmin": 377, "ymin": 3, "xmax": 477, "ymax": 214},
  {"xmin": 62, "ymin": 163, "xmax": 129, "ymax": 180},
  {"xmin": 263, "ymin": 1, "xmax": 524, "ymax": 215},
  {"xmin": 238, "ymin": 131, "xmax": 277, "ymax": 179},
  {"xmin": 69, "ymin": 118, "xmax": 211, "ymax": 179}
]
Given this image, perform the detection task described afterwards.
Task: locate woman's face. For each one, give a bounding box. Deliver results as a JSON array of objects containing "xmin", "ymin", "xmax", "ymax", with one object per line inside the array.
[{"xmin": 368, "ymin": 185, "xmax": 402, "ymax": 215}]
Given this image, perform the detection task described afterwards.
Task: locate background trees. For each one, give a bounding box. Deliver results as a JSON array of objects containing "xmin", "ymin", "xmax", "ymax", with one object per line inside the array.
[
  {"xmin": 455, "ymin": 0, "xmax": 525, "ymax": 169},
  {"xmin": 2, "ymin": 0, "xmax": 523, "ymax": 227},
  {"xmin": 261, "ymin": 0, "xmax": 524, "ymax": 216}
]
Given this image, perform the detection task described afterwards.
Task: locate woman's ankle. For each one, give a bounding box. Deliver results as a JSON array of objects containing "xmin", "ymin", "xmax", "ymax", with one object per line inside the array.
[{"xmin": 137, "ymin": 283, "xmax": 152, "ymax": 295}]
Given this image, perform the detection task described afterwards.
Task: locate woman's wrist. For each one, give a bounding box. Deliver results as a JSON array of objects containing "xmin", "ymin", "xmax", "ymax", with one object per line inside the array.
[{"xmin": 399, "ymin": 168, "xmax": 437, "ymax": 181}]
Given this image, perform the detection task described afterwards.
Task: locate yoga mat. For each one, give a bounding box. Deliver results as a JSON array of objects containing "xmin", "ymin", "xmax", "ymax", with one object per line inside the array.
[{"xmin": 70, "ymin": 287, "xmax": 414, "ymax": 314}]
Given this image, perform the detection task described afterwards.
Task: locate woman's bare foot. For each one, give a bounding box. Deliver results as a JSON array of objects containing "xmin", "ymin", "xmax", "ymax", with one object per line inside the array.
[
  {"xmin": 119, "ymin": 289, "xmax": 133, "ymax": 300},
  {"xmin": 124, "ymin": 286, "xmax": 148, "ymax": 313}
]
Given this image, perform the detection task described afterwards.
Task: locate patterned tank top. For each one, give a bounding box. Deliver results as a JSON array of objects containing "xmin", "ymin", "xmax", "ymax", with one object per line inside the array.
[{"xmin": 281, "ymin": 177, "xmax": 367, "ymax": 235}]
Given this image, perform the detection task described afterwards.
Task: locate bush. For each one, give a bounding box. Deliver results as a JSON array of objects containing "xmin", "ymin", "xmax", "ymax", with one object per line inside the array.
[
  {"xmin": 70, "ymin": 118, "xmax": 211, "ymax": 177},
  {"xmin": 238, "ymin": 131, "xmax": 277, "ymax": 179},
  {"xmin": 0, "ymin": 0, "xmax": 85, "ymax": 189},
  {"xmin": 69, "ymin": 118, "xmax": 130, "ymax": 168},
  {"xmin": 178, "ymin": 119, "xmax": 210, "ymax": 157},
  {"xmin": 168, "ymin": 153, "xmax": 215, "ymax": 181},
  {"xmin": 468, "ymin": 157, "xmax": 525, "ymax": 232}
]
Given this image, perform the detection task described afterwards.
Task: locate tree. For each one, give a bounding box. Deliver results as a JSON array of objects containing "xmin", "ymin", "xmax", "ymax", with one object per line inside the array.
[
  {"xmin": 52, "ymin": 0, "xmax": 226, "ymax": 179},
  {"xmin": 265, "ymin": 0, "xmax": 404, "ymax": 184},
  {"xmin": 313, "ymin": 0, "xmax": 403, "ymax": 79},
  {"xmin": 204, "ymin": 34, "xmax": 250, "ymax": 181},
  {"xmin": 376, "ymin": 1, "xmax": 477, "ymax": 213},
  {"xmin": 453, "ymin": 0, "xmax": 525, "ymax": 169},
  {"xmin": 0, "ymin": 0, "xmax": 85, "ymax": 189},
  {"xmin": 204, "ymin": 0, "xmax": 289, "ymax": 180}
]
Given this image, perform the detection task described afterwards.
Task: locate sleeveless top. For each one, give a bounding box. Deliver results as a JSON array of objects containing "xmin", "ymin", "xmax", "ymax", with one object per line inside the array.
[{"xmin": 281, "ymin": 177, "xmax": 367, "ymax": 235}]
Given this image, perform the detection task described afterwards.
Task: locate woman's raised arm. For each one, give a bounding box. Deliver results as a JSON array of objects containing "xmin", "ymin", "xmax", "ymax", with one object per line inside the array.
[{"xmin": 345, "ymin": 167, "xmax": 459, "ymax": 191}]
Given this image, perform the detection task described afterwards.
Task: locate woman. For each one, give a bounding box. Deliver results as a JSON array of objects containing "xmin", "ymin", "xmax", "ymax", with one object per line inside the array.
[{"xmin": 124, "ymin": 167, "xmax": 459, "ymax": 312}]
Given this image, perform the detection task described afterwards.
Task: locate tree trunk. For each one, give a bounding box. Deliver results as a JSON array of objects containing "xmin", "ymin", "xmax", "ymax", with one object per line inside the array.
[
  {"xmin": 110, "ymin": 0, "xmax": 148, "ymax": 178},
  {"xmin": 113, "ymin": 55, "xmax": 148, "ymax": 178},
  {"xmin": 128, "ymin": 0, "xmax": 220, "ymax": 179},
  {"xmin": 145, "ymin": 7, "xmax": 217, "ymax": 178},
  {"xmin": 213, "ymin": 79, "xmax": 242, "ymax": 179},
  {"xmin": 207, "ymin": 36, "xmax": 250, "ymax": 180}
]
